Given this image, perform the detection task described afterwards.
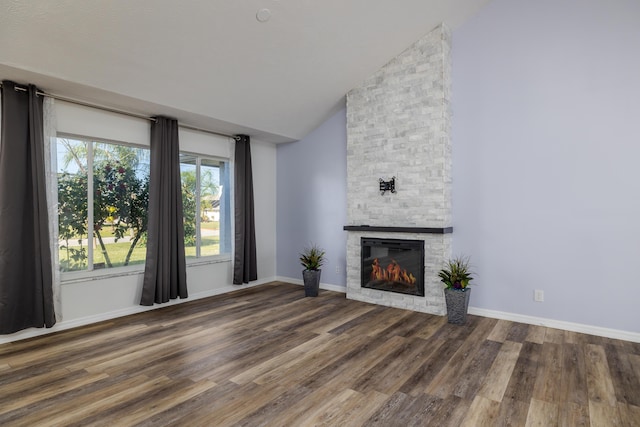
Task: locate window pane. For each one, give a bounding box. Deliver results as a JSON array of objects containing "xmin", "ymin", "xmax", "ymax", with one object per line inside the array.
[
  {"xmin": 180, "ymin": 155, "xmax": 198, "ymax": 258},
  {"xmin": 92, "ymin": 142, "xmax": 150, "ymax": 269},
  {"xmin": 179, "ymin": 155, "xmax": 229, "ymax": 259},
  {"xmin": 200, "ymin": 159, "xmax": 222, "ymax": 256},
  {"xmin": 57, "ymin": 138, "xmax": 89, "ymax": 272},
  {"xmin": 219, "ymin": 160, "xmax": 232, "ymax": 254},
  {"xmin": 57, "ymin": 135, "xmax": 232, "ymax": 274}
]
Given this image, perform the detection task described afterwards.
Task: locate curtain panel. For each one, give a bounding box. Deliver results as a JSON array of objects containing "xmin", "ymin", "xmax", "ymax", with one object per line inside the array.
[
  {"xmin": 0, "ymin": 81, "xmax": 56, "ymax": 334},
  {"xmin": 43, "ymin": 97, "xmax": 62, "ymax": 321},
  {"xmin": 140, "ymin": 117, "xmax": 188, "ymax": 305},
  {"xmin": 233, "ymin": 135, "xmax": 257, "ymax": 284}
]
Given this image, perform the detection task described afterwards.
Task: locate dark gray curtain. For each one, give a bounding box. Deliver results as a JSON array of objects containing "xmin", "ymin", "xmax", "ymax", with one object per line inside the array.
[
  {"xmin": 233, "ymin": 135, "xmax": 257, "ymax": 284},
  {"xmin": 140, "ymin": 117, "xmax": 187, "ymax": 305},
  {"xmin": 0, "ymin": 81, "xmax": 55, "ymax": 334}
]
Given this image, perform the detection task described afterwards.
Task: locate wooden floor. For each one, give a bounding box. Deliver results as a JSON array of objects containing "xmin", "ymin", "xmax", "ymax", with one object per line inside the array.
[{"xmin": 1, "ymin": 282, "xmax": 639, "ymax": 426}]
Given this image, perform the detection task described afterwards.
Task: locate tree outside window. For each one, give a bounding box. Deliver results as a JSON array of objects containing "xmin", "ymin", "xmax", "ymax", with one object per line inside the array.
[
  {"xmin": 57, "ymin": 137, "xmax": 231, "ymax": 274},
  {"xmin": 180, "ymin": 155, "xmax": 230, "ymax": 258},
  {"xmin": 57, "ymin": 137, "xmax": 150, "ymax": 272}
]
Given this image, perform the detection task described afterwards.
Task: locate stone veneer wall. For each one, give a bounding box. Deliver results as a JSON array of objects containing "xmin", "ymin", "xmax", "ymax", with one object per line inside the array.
[{"xmin": 345, "ymin": 24, "xmax": 452, "ymax": 315}]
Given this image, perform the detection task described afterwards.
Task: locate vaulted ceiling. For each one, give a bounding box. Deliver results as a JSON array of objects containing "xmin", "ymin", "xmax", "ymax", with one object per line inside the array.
[{"xmin": 0, "ymin": 0, "xmax": 490, "ymax": 143}]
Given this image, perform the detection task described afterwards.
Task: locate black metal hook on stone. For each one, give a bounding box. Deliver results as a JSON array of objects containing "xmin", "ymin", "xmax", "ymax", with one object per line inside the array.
[{"xmin": 379, "ymin": 177, "xmax": 396, "ymax": 195}]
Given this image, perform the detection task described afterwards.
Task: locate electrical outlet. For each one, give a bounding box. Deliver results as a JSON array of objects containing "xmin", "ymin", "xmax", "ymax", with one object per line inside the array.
[{"xmin": 534, "ymin": 290, "xmax": 544, "ymax": 302}]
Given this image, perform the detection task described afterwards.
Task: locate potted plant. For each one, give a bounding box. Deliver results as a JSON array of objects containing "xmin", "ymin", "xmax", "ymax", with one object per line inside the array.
[
  {"xmin": 299, "ymin": 244, "xmax": 325, "ymax": 297},
  {"xmin": 438, "ymin": 255, "xmax": 475, "ymax": 324}
]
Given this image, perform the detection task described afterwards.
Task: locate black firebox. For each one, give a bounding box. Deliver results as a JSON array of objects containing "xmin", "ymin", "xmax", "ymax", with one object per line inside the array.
[{"xmin": 361, "ymin": 238, "xmax": 425, "ymax": 296}]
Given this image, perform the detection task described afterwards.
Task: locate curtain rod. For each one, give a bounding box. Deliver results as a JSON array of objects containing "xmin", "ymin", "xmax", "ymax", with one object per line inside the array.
[{"xmin": 1, "ymin": 82, "xmax": 240, "ymax": 141}]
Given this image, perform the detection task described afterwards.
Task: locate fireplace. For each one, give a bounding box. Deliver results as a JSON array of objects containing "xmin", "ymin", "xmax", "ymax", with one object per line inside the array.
[
  {"xmin": 344, "ymin": 24, "xmax": 451, "ymax": 315},
  {"xmin": 361, "ymin": 238, "xmax": 425, "ymax": 296}
]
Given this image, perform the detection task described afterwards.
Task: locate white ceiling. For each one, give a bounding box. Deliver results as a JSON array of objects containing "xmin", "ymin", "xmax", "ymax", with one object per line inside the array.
[{"xmin": 0, "ymin": 0, "xmax": 489, "ymax": 143}]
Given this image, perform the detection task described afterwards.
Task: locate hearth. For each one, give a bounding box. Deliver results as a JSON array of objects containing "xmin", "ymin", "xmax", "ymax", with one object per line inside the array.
[{"xmin": 361, "ymin": 238, "xmax": 425, "ymax": 296}]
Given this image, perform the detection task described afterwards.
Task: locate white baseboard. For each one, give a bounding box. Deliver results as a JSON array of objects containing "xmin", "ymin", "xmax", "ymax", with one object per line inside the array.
[
  {"xmin": 276, "ymin": 278, "xmax": 639, "ymax": 343},
  {"xmin": 468, "ymin": 306, "xmax": 640, "ymax": 343},
  {"xmin": 278, "ymin": 278, "xmax": 640, "ymax": 342},
  {"xmin": 275, "ymin": 276, "xmax": 347, "ymax": 294},
  {"xmin": 0, "ymin": 277, "xmax": 276, "ymax": 345},
  {"xmin": 4, "ymin": 279, "xmax": 637, "ymax": 345}
]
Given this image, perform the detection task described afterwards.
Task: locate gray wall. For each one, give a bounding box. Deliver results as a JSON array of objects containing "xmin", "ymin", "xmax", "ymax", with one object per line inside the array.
[
  {"xmin": 276, "ymin": 107, "xmax": 348, "ymax": 287},
  {"xmin": 452, "ymin": 0, "xmax": 640, "ymax": 332}
]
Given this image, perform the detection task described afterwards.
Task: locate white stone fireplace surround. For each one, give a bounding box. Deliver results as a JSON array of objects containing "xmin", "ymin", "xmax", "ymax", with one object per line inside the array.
[{"xmin": 345, "ymin": 24, "xmax": 452, "ymax": 315}]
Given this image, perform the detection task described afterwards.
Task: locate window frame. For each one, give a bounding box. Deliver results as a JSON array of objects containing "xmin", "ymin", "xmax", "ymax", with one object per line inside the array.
[
  {"xmin": 179, "ymin": 151, "xmax": 231, "ymax": 262},
  {"xmin": 56, "ymin": 133, "xmax": 231, "ymax": 284}
]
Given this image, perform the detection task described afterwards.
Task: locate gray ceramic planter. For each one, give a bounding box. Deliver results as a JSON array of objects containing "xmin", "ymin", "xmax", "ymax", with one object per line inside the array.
[
  {"xmin": 444, "ymin": 288, "xmax": 471, "ymax": 325},
  {"xmin": 302, "ymin": 269, "xmax": 321, "ymax": 297}
]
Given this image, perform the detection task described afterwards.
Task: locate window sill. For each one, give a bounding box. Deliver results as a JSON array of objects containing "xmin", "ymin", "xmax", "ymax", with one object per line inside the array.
[
  {"xmin": 60, "ymin": 254, "xmax": 232, "ymax": 285},
  {"xmin": 61, "ymin": 265, "xmax": 145, "ymax": 285},
  {"xmin": 186, "ymin": 254, "xmax": 232, "ymax": 267}
]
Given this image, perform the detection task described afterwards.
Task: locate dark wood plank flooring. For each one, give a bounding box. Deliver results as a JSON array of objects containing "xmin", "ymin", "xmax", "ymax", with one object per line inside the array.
[{"xmin": 1, "ymin": 282, "xmax": 639, "ymax": 426}]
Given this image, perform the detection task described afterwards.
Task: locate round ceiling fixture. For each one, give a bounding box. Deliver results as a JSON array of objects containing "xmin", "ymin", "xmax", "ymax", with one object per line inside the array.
[{"xmin": 256, "ymin": 8, "xmax": 271, "ymax": 23}]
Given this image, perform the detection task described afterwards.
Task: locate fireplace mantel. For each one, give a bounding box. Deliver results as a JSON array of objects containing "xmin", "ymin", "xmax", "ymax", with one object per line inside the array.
[{"xmin": 343, "ymin": 225, "xmax": 452, "ymax": 234}]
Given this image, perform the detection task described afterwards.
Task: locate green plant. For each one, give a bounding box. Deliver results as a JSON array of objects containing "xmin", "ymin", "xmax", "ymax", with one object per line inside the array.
[
  {"xmin": 299, "ymin": 244, "xmax": 325, "ymax": 271},
  {"xmin": 438, "ymin": 255, "xmax": 474, "ymax": 291}
]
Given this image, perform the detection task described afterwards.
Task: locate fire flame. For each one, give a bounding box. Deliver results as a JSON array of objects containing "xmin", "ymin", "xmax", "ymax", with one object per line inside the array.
[{"xmin": 370, "ymin": 258, "xmax": 416, "ymax": 284}]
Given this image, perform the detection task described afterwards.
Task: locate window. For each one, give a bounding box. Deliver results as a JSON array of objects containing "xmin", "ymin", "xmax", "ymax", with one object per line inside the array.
[
  {"xmin": 57, "ymin": 137, "xmax": 150, "ymax": 272},
  {"xmin": 180, "ymin": 154, "xmax": 231, "ymax": 259},
  {"xmin": 57, "ymin": 136, "xmax": 231, "ymax": 275}
]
